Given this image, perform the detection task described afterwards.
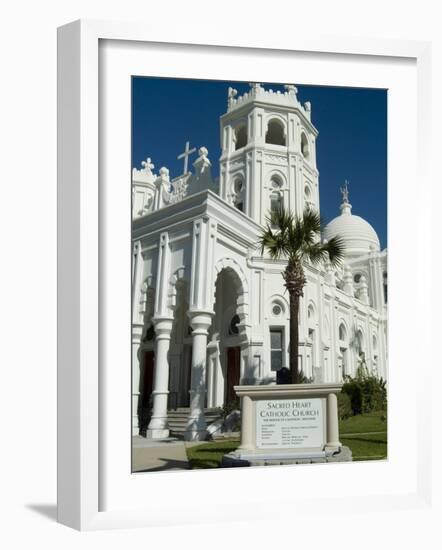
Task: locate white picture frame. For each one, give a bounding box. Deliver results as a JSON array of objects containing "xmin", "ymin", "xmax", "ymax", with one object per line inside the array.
[{"xmin": 57, "ymin": 19, "xmax": 433, "ymax": 531}]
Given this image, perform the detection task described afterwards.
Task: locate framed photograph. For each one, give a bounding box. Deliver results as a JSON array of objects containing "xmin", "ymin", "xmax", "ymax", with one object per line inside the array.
[{"xmin": 57, "ymin": 19, "xmax": 432, "ymax": 531}]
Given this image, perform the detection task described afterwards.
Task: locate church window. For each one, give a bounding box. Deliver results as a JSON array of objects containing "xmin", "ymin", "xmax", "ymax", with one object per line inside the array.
[
  {"xmin": 383, "ymin": 271, "xmax": 388, "ymax": 304},
  {"xmin": 304, "ymin": 185, "xmax": 313, "ymax": 208},
  {"xmin": 229, "ymin": 314, "xmax": 240, "ymax": 335},
  {"xmin": 272, "ymin": 303, "xmax": 282, "ymax": 316},
  {"xmin": 339, "ymin": 323, "xmax": 347, "ymax": 342},
  {"xmin": 234, "ymin": 178, "xmax": 244, "ymax": 194},
  {"xmin": 233, "ymin": 177, "xmax": 245, "ymax": 212},
  {"xmin": 356, "ymin": 330, "xmax": 364, "ymax": 355},
  {"xmin": 354, "ymin": 273, "xmax": 362, "ymax": 284},
  {"xmin": 301, "ymin": 132, "xmax": 310, "ymax": 159},
  {"xmin": 270, "ymin": 191, "xmax": 283, "ymax": 215},
  {"xmin": 270, "ymin": 174, "xmax": 283, "ymax": 189},
  {"xmin": 270, "ymin": 328, "xmax": 284, "ymax": 371},
  {"xmin": 266, "ymin": 119, "xmax": 286, "ymax": 146},
  {"xmin": 234, "ymin": 124, "xmax": 247, "ymax": 150}
]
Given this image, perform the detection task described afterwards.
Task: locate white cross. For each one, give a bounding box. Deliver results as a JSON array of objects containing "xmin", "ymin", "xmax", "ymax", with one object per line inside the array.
[{"xmin": 177, "ymin": 141, "xmax": 196, "ymax": 174}]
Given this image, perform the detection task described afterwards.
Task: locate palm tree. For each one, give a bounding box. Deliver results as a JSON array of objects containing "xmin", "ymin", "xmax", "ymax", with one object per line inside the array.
[{"xmin": 258, "ymin": 207, "xmax": 345, "ymax": 384}]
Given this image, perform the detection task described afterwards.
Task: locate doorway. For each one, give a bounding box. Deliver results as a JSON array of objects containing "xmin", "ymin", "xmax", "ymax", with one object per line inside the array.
[
  {"xmin": 225, "ymin": 346, "xmax": 241, "ymax": 405},
  {"xmin": 139, "ymin": 350, "xmax": 154, "ymax": 435}
]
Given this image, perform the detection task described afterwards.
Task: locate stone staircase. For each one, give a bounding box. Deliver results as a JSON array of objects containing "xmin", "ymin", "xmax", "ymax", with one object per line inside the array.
[{"xmin": 167, "ymin": 408, "xmax": 222, "ymax": 439}]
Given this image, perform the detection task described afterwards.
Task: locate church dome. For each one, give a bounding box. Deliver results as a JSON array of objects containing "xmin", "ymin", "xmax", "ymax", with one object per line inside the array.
[{"xmin": 324, "ymin": 187, "xmax": 380, "ymax": 257}]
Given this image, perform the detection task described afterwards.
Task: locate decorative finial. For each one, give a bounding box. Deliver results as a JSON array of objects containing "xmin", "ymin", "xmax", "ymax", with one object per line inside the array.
[
  {"xmin": 249, "ymin": 82, "xmax": 262, "ymax": 92},
  {"xmin": 198, "ymin": 146, "xmax": 208, "ymax": 159},
  {"xmin": 141, "ymin": 157, "xmax": 155, "ymax": 174},
  {"xmin": 284, "ymin": 84, "xmax": 298, "ymax": 95},
  {"xmin": 227, "ymin": 87, "xmax": 238, "ymax": 103}
]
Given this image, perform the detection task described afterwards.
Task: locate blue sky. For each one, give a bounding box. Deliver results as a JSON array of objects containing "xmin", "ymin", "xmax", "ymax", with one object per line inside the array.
[{"xmin": 132, "ymin": 77, "xmax": 387, "ymax": 249}]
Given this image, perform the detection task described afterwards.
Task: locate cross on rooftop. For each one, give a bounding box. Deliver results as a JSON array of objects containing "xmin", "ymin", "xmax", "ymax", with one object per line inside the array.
[
  {"xmin": 340, "ymin": 180, "xmax": 350, "ymax": 203},
  {"xmin": 177, "ymin": 141, "xmax": 196, "ymax": 174}
]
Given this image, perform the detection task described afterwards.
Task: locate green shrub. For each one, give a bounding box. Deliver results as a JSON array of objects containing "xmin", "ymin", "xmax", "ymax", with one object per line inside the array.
[
  {"xmin": 338, "ymin": 391, "xmax": 353, "ymax": 419},
  {"xmin": 297, "ymin": 369, "xmax": 313, "ymax": 384},
  {"xmin": 342, "ymin": 371, "xmax": 387, "ymax": 416},
  {"xmin": 221, "ymin": 398, "xmax": 240, "ymax": 418}
]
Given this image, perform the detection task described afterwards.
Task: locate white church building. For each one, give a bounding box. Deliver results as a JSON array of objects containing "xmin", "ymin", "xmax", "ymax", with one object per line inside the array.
[{"xmin": 131, "ymin": 83, "xmax": 388, "ymax": 441}]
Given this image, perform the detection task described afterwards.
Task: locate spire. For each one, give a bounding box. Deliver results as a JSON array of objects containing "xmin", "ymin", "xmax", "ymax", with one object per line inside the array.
[{"xmin": 340, "ymin": 180, "xmax": 352, "ymax": 215}]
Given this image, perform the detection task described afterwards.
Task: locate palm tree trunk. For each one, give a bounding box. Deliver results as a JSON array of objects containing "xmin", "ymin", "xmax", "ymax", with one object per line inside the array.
[
  {"xmin": 289, "ymin": 290, "xmax": 300, "ymax": 384},
  {"xmin": 283, "ymin": 259, "xmax": 305, "ymax": 384}
]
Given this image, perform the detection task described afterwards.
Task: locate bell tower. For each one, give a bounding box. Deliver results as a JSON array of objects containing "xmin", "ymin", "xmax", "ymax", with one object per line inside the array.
[{"xmin": 219, "ymin": 83, "xmax": 319, "ymax": 226}]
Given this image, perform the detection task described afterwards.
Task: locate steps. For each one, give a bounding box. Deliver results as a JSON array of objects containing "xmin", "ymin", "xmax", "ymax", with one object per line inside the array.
[
  {"xmin": 139, "ymin": 407, "xmax": 222, "ymax": 438},
  {"xmin": 167, "ymin": 408, "xmax": 222, "ymax": 439}
]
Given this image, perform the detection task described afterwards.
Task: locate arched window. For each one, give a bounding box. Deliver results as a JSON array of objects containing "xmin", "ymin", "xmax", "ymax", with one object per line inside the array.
[
  {"xmin": 383, "ymin": 271, "xmax": 388, "ymax": 304},
  {"xmin": 301, "ymin": 132, "xmax": 310, "ymax": 158},
  {"xmin": 339, "ymin": 323, "xmax": 347, "ymax": 342},
  {"xmin": 234, "ymin": 124, "xmax": 247, "ymax": 150},
  {"xmin": 353, "ymin": 273, "xmax": 362, "ymax": 284},
  {"xmin": 233, "ymin": 177, "xmax": 245, "ymax": 212},
  {"xmin": 265, "ymin": 119, "xmax": 286, "ymax": 146},
  {"xmin": 270, "ymin": 191, "xmax": 283, "ymax": 215},
  {"xmin": 356, "ymin": 330, "xmax": 364, "ymax": 356},
  {"xmin": 304, "ymin": 185, "xmax": 313, "ymax": 209},
  {"xmin": 234, "ymin": 178, "xmax": 243, "ymax": 194}
]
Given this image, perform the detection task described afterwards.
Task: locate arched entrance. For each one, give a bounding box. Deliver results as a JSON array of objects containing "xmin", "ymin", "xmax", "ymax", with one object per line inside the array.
[{"xmin": 209, "ymin": 260, "xmax": 249, "ymax": 407}]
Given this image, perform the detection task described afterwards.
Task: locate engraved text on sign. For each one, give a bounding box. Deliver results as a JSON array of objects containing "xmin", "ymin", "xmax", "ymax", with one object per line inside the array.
[{"xmin": 256, "ymin": 398, "xmax": 324, "ymax": 449}]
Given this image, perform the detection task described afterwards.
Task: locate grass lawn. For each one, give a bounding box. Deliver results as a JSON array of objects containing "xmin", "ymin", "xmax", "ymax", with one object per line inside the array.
[
  {"xmin": 186, "ymin": 412, "xmax": 387, "ymax": 468},
  {"xmin": 186, "ymin": 439, "xmax": 240, "ymax": 469}
]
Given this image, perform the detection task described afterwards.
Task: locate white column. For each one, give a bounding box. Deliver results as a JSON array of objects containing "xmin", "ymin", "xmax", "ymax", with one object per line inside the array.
[
  {"xmin": 237, "ymin": 395, "xmax": 254, "ymax": 452},
  {"xmin": 146, "ymin": 316, "xmax": 174, "ymax": 439},
  {"xmin": 132, "ymin": 323, "xmax": 143, "ymax": 435},
  {"xmin": 325, "ymin": 392, "xmax": 341, "ymax": 452},
  {"xmin": 185, "ymin": 310, "xmax": 213, "ymax": 441}
]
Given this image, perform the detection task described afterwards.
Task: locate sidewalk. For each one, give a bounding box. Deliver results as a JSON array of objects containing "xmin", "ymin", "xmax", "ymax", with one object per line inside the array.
[{"xmin": 132, "ymin": 436, "xmax": 198, "ymax": 472}]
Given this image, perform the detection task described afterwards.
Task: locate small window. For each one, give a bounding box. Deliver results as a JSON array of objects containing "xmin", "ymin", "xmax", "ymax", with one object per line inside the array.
[
  {"xmin": 270, "ymin": 328, "xmax": 283, "ymax": 371},
  {"xmin": 235, "ymin": 125, "xmax": 247, "ymax": 150},
  {"xmin": 270, "ymin": 175, "xmax": 283, "ymax": 189},
  {"xmin": 229, "ymin": 314, "xmax": 240, "ymax": 335},
  {"xmin": 272, "ymin": 304, "xmax": 282, "ymax": 316},
  {"xmin": 354, "ymin": 273, "xmax": 362, "ymax": 284},
  {"xmin": 301, "ymin": 132, "xmax": 310, "ymax": 158},
  {"xmin": 266, "ymin": 119, "xmax": 286, "ymax": 146}
]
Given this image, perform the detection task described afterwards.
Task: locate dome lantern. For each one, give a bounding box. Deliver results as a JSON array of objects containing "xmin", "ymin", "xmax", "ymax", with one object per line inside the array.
[{"xmin": 324, "ymin": 181, "xmax": 380, "ymax": 258}]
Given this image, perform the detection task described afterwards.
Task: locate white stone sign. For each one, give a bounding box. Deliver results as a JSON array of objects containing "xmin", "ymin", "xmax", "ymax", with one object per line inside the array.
[{"xmin": 256, "ymin": 398, "xmax": 324, "ymax": 450}]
